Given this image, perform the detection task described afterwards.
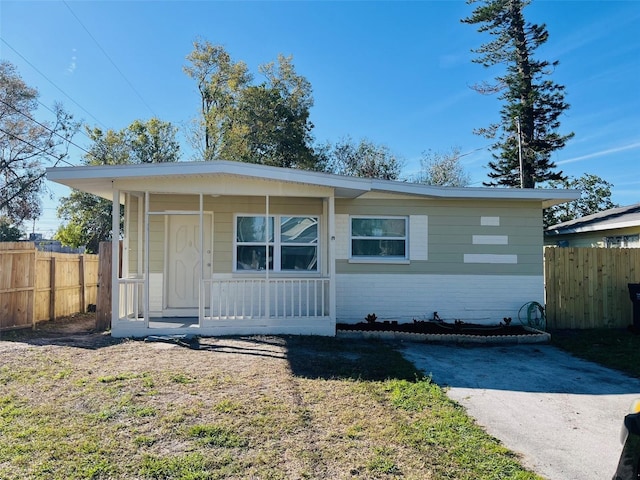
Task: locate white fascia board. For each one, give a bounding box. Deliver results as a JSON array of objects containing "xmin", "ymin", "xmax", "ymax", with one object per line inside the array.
[
  {"xmin": 369, "ymin": 179, "xmax": 580, "ymax": 206},
  {"xmin": 46, "ymin": 161, "xmax": 372, "ymax": 198},
  {"xmin": 46, "ymin": 160, "xmax": 580, "ymax": 205}
]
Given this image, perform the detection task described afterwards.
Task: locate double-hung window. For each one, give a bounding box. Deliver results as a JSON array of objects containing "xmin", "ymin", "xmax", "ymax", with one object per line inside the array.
[
  {"xmin": 235, "ymin": 215, "xmax": 318, "ymax": 272},
  {"xmin": 350, "ymin": 216, "xmax": 408, "ymax": 260}
]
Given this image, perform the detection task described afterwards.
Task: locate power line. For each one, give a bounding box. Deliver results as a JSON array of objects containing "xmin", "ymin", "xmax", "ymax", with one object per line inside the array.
[
  {"xmin": 34, "ymin": 98, "xmax": 96, "ymax": 145},
  {"xmin": 0, "ymin": 98, "xmax": 93, "ymax": 160},
  {"xmin": 0, "ymin": 37, "xmax": 108, "ymax": 129},
  {"xmin": 0, "ymin": 125, "xmax": 76, "ymax": 167},
  {"xmin": 63, "ymin": 1, "xmax": 157, "ymax": 118}
]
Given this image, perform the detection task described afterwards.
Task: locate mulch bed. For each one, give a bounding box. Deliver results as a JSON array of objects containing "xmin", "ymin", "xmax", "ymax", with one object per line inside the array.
[{"xmin": 337, "ymin": 320, "xmax": 539, "ymax": 337}]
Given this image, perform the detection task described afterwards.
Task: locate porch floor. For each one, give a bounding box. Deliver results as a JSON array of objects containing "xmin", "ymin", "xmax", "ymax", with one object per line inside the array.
[{"xmin": 148, "ymin": 317, "xmax": 200, "ymax": 329}]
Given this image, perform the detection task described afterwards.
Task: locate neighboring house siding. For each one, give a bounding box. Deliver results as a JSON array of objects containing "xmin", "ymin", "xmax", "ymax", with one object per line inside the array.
[{"xmin": 545, "ymin": 226, "xmax": 640, "ymax": 248}]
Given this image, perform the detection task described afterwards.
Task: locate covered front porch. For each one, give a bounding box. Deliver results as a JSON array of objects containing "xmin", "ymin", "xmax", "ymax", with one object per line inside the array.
[{"xmin": 109, "ymin": 173, "xmax": 339, "ymax": 337}]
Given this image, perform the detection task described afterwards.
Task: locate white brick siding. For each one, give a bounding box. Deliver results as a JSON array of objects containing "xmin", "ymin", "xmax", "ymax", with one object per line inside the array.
[{"xmin": 335, "ymin": 273, "xmax": 543, "ymax": 324}]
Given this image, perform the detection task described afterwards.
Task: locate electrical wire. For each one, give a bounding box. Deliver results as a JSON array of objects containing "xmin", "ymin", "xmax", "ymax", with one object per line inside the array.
[
  {"xmin": 0, "ymin": 125, "xmax": 76, "ymax": 167},
  {"xmin": 0, "ymin": 37, "xmax": 108, "ymax": 129},
  {"xmin": 0, "ymin": 98, "xmax": 93, "ymax": 160},
  {"xmin": 62, "ymin": 1, "xmax": 157, "ymax": 118}
]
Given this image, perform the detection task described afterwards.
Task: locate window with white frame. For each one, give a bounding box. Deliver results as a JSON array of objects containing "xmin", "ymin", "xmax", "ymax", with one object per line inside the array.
[
  {"xmin": 350, "ymin": 216, "xmax": 408, "ymax": 259},
  {"xmin": 235, "ymin": 215, "xmax": 318, "ymax": 272}
]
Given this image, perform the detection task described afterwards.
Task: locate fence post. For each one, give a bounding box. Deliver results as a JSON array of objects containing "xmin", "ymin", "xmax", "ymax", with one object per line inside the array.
[
  {"xmin": 96, "ymin": 242, "xmax": 112, "ymax": 331},
  {"xmin": 79, "ymin": 254, "xmax": 86, "ymax": 314},
  {"xmin": 49, "ymin": 256, "xmax": 56, "ymax": 322},
  {"xmin": 30, "ymin": 246, "xmax": 37, "ymax": 330}
]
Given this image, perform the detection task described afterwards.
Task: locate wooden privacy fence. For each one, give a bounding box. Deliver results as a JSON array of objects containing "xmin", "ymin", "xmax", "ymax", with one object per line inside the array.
[
  {"xmin": 0, "ymin": 242, "xmax": 99, "ymax": 331},
  {"xmin": 544, "ymin": 247, "xmax": 640, "ymax": 329}
]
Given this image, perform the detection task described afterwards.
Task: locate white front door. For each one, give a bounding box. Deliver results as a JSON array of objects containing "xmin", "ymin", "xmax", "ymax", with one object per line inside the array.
[{"xmin": 166, "ymin": 214, "xmax": 212, "ymax": 309}]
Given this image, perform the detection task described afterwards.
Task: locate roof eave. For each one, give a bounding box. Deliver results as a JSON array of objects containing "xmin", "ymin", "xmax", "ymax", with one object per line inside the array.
[{"xmin": 46, "ymin": 161, "xmax": 580, "ymax": 205}]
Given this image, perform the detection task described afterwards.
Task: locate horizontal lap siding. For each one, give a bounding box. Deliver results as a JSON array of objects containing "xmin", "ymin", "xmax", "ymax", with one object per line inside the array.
[{"xmin": 336, "ymin": 197, "xmax": 543, "ymax": 276}]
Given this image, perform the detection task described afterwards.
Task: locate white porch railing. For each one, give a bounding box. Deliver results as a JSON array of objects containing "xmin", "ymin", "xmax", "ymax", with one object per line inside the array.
[
  {"xmin": 118, "ymin": 277, "xmax": 144, "ymax": 320},
  {"xmin": 203, "ymin": 277, "xmax": 330, "ymax": 321},
  {"xmin": 117, "ymin": 277, "xmax": 330, "ymax": 324}
]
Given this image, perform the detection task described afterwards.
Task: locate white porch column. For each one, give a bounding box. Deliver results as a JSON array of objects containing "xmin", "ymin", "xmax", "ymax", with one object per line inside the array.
[
  {"xmin": 144, "ymin": 192, "xmax": 150, "ymax": 327},
  {"xmin": 111, "ymin": 186, "xmax": 120, "ymax": 323},
  {"xmin": 264, "ymin": 195, "xmax": 270, "ymax": 319},
  {"xmin": 122, "ymin": 193, "xmax": 130, "ymax": 278},
  {"xmin": 328, "ymin": 195, "xmax": 336, "ymax": 327},
  {"xmin": 137, "ymin": 194, "xmax": 143, "ymax": 276},
  {"xmin": 198, "ymin": 194, "xmax": 204, "ymax": 324}
]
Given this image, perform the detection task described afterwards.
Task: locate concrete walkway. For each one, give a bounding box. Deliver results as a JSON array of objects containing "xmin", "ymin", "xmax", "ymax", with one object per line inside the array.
[{"xmin": 400, "ymin": 343, "xmax": 640, "ymax": 480}]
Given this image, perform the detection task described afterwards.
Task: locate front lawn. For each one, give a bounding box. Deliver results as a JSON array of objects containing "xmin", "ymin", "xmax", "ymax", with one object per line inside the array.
[
  {"xmin": 0, "ymin": 332, "xmax": 540, "ymax": 479},
  {"xmin": 552, "ymin": 328, "xmax": 640, "ymax": 378}
]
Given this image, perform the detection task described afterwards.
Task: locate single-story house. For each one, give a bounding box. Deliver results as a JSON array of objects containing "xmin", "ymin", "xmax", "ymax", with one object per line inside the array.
[
  {"xmin": 46, "ymin": 160, "xmax": 578, "ymax": 337},
  {"xmin": 545, "ymin": 203, "xmax": 640, "ymax": 248}
]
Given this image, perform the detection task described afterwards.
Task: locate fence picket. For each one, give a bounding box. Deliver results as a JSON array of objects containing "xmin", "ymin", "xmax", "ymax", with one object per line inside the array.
[
  {"xmin": 544, "ymin": 247, "xmax": 640, "ymax": 329},
  {"xmin": 0, "ymin": 242, "xmax": 99, "ymax": 331}
]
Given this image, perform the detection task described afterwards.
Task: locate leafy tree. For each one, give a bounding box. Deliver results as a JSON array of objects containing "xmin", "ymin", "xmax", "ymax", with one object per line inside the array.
[
  {"xmin": 83, "ymin": 118, "xmax": 180, "ymax": 166},
  {"xmin": 126, "ymin": 118, "xmax": 181, "ymax": 164},
  {"xmin": 56, "ymin": 118, "xmax": 179, "ymax": 252},
  {"xmin": 222, "ymin": 55, "xmax": 318, "ymax": 169},
  {"xmin": 462, "ymin": 0, "xmax": 573, "ymax": 188},
  {"xmin": 183, "ymin": 39, "xmax": 251, "ymax": 161},
  {"xmin": 0, "ymin": 61, "xmax": 79, "ymax": 224},
  {"xmin": 55, "ymin": 193, "xmax": 119, "ymax": 253},
  {"xmin": 321, "ymin": 137, "xmax": 403, "ymax": 180},
  {"xmin": 413, "ymin": 147, "xmax": 470, "ymax": 186},
  {"xmin": 544, "ymin": 174, "xmax": 618, "ymax": 228},
  {"xmin": 0, "ymin": 216, "xmax": 23, "ymax": 241},
  {"xmin": 184, "ymin": 42, "xmax": 319, "ymax": 169}
]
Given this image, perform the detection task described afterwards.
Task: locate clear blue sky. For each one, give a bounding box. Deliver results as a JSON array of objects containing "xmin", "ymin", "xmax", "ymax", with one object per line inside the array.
[{"xmin": 1, "ymin": 0, "xmax": 639, "ymax": 237}]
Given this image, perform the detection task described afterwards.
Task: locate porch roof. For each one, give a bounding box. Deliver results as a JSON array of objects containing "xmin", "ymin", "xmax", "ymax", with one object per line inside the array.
[{"xmin": 46, "ymin": 160, "xmax": 579, "ymax": 207}]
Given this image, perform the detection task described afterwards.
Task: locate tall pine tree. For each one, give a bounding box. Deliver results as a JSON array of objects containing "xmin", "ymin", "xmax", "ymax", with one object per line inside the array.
[{"xmin": 463, "ymin": 0, "xmax": 573, "ymax": 188}]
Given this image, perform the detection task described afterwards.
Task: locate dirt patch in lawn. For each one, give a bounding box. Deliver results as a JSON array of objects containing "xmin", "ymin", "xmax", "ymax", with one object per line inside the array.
[{"xmin": 0, "ymin": 313, "xmax": 116, "ymax": 350}]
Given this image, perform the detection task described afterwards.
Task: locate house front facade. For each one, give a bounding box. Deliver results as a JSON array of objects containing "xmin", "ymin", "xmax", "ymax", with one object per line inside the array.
[{"xmin": 47, "ymin": 161, "xmax": 578, "ymax": 337}]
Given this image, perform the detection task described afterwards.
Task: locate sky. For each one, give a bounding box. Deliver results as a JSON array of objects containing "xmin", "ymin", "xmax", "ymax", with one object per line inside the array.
[{"xmin": 1, "ymin": 0, "xmax": 639, "ymax": 237}]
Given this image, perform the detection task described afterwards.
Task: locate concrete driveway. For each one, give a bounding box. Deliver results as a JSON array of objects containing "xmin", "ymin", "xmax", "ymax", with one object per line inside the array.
[{"xmin": 400, "ymin": 343, "xmax": 640, "ymax": 480}]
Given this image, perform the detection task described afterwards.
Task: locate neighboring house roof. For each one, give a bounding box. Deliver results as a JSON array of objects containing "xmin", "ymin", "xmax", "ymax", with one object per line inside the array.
[
  {"xmin": 46, "ymin": 160, "xmax": 579, "ymax": 208},
  {"xmin": 545, "ymin": 203, "xmax": 640, "ymax": 236}
]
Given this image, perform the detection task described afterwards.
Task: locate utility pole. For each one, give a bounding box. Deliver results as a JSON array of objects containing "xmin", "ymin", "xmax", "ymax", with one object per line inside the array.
[{"xmin": 516, "ymin": 116, "xmax": 524, "ymax": 188}]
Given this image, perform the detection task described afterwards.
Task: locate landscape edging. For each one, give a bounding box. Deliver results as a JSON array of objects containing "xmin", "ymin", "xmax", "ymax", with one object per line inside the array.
[{"xmin": 336, "ymin": 326, "xmax": 550, "ymax": 344}]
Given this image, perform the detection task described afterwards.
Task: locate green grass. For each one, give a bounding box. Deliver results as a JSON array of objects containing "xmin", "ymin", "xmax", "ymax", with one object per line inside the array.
[
  {"xmin": 0, "ymin": 334, "xmax": 541, "ymax": 479},
  {"xmin": 552, "ymin": 328, "xmax": 640, "ymax": 377}
]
